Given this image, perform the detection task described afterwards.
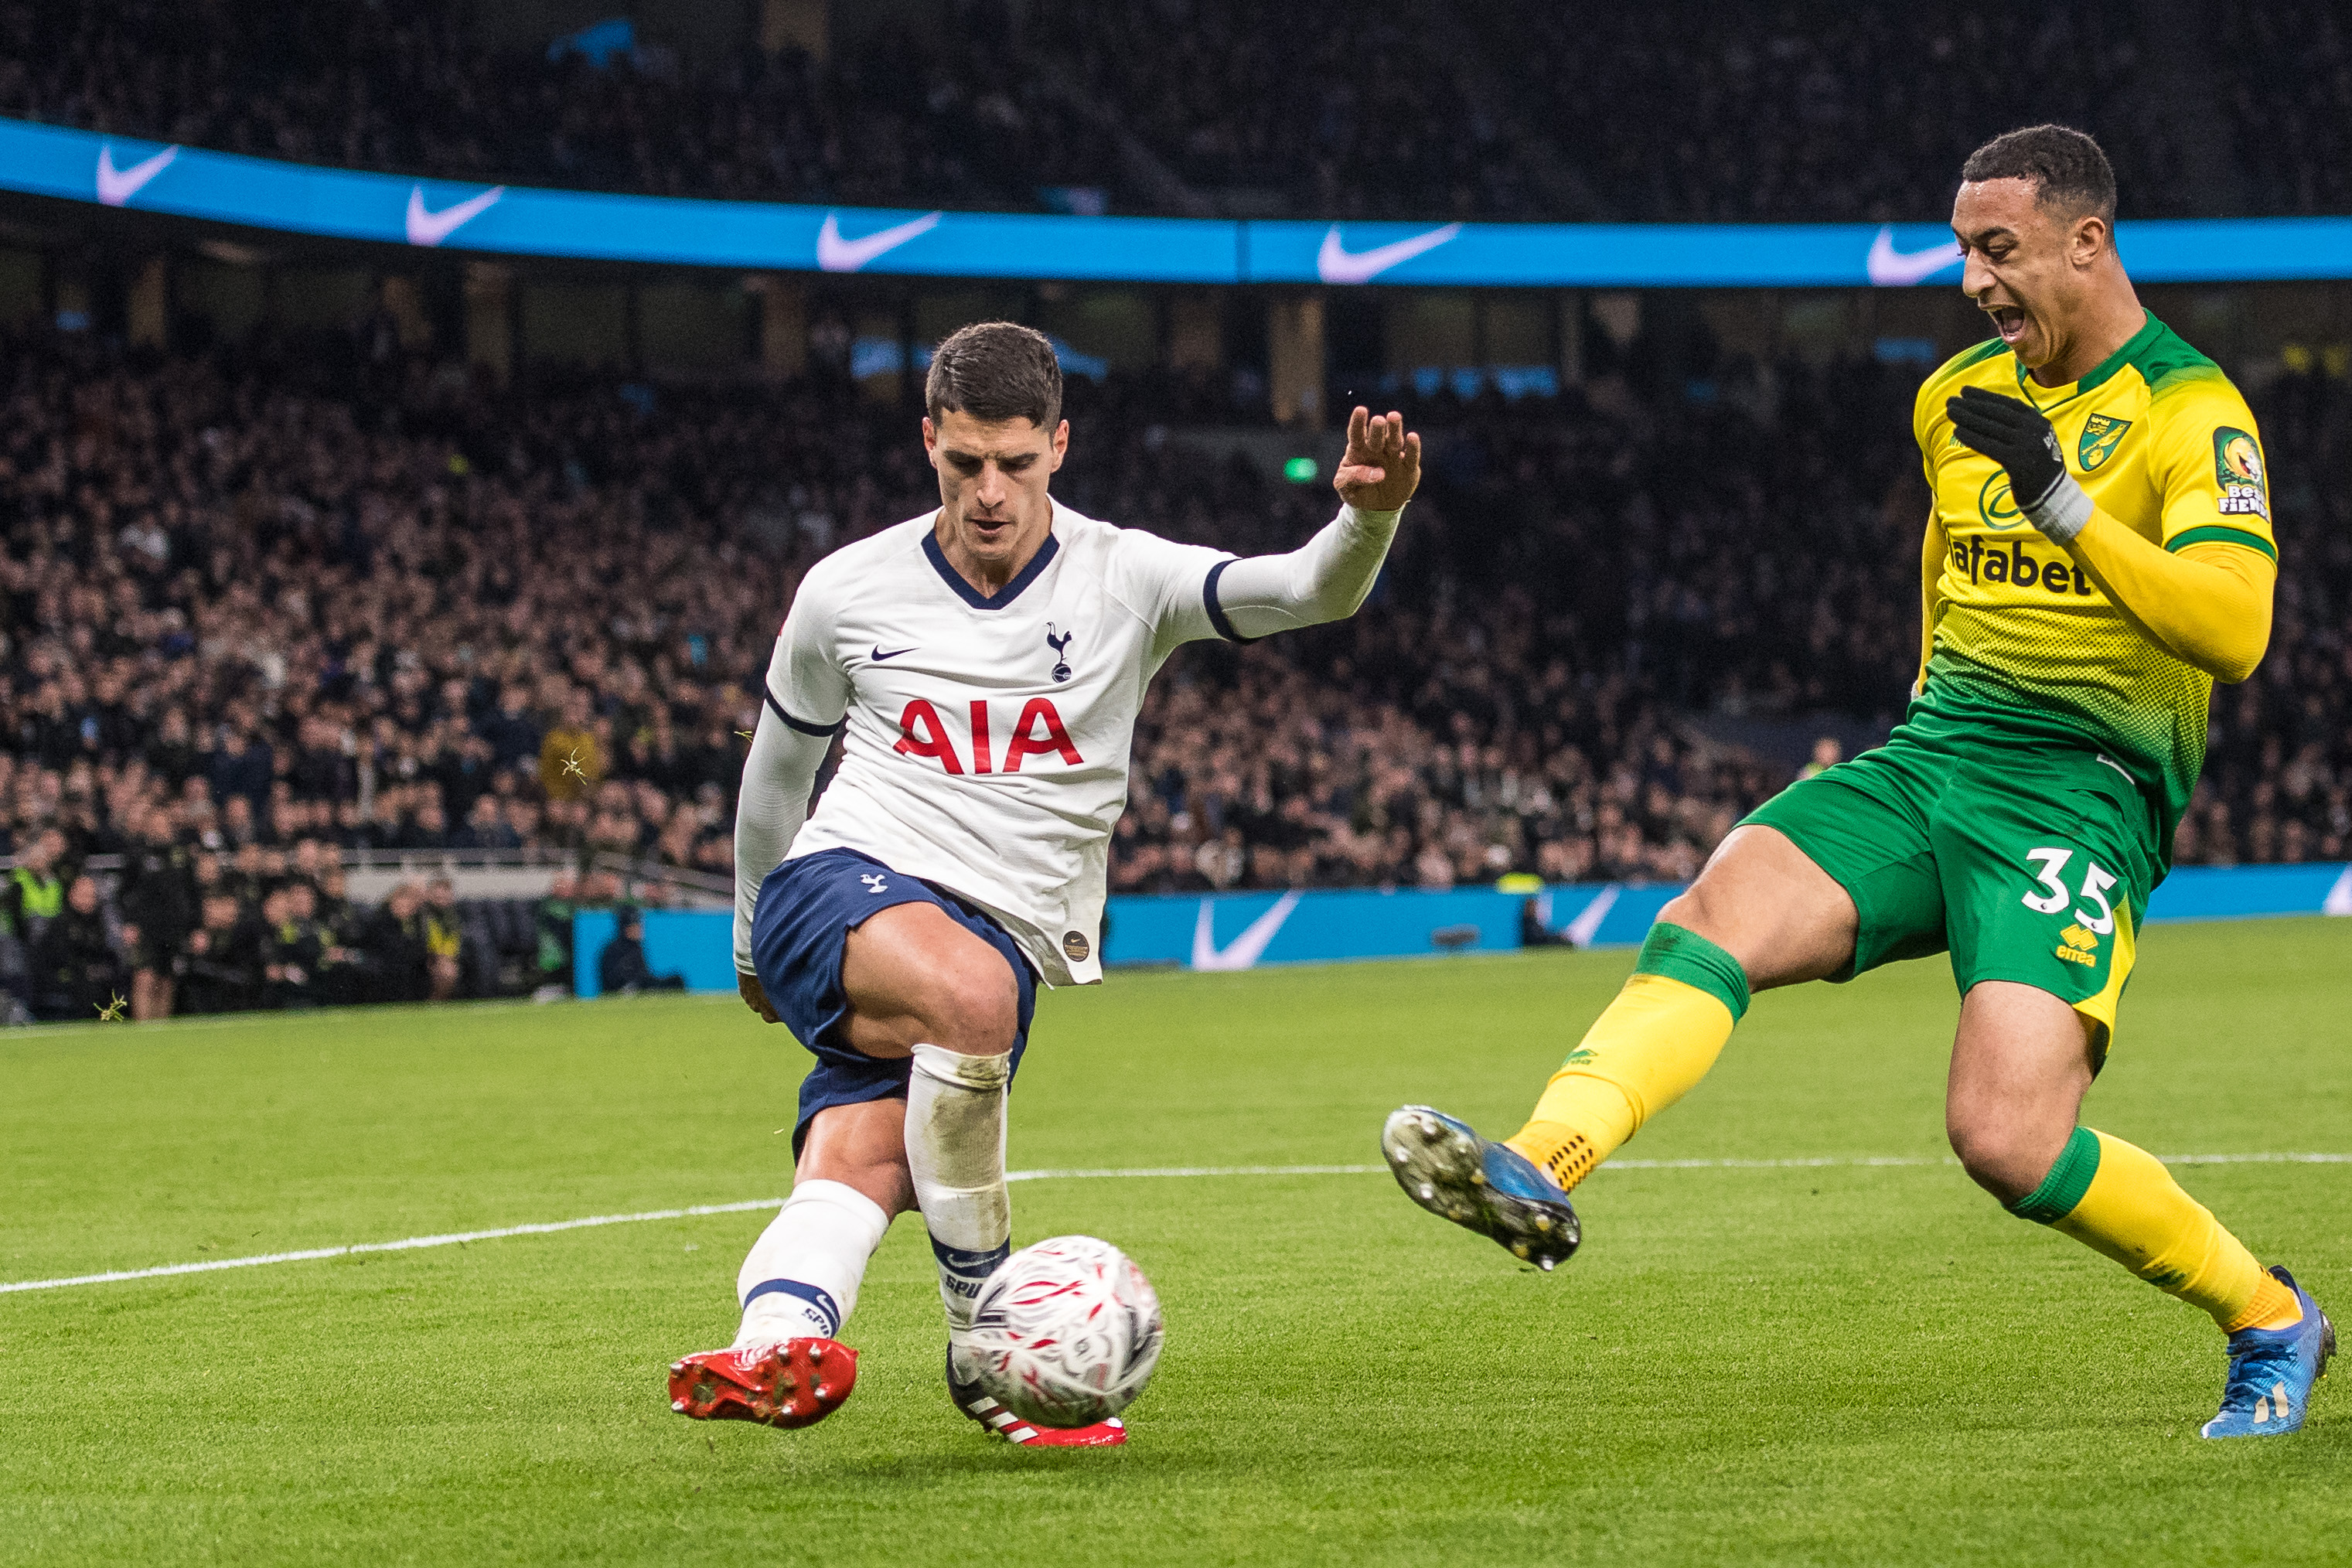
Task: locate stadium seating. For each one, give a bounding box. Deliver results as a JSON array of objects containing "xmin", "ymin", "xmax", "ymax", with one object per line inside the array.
[
  {"xmin": 0, "ymin": 318, "xmax": 2343, "ymax": 1019},
  {"xmin": 2, "ymin": 1, "xmax": 2337, "ymax": 220}
]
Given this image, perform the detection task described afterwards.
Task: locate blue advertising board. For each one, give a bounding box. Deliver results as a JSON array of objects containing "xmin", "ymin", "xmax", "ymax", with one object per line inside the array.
[
  {"xmin": 573, "ymin": 864, "xmax": 2350, "ymax": 997},
  {"xmin": 9, "ymin": 118, "xmax": 2350, "ymax": 288}
]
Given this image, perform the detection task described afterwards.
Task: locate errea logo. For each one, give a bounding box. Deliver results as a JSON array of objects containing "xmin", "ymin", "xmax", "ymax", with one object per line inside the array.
[{"xmin": 2054, "ymin": 923, "xmax": 2101, "ymax": 966}]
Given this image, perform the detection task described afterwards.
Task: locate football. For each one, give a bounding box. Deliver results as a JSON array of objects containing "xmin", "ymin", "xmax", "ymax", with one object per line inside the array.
[{"xmin": 963, "ymin": 1236, "xmax": 1165, "ymax": 1428}]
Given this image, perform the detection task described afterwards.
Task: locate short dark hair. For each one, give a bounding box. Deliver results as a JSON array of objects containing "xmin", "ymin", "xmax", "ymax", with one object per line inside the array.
[
  {"xmin": 925, "ymin": 321, "xmax": 1062, "ymax": 430},
  {"xmin": 1960, "ymin": 124, "xmax": 2116, "ymax": 223}
]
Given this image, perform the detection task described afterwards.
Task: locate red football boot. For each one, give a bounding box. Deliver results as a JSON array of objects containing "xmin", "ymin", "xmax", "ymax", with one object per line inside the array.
[
  {"xmin": 668, "ymin": 1339, "xmax": 857, "ymax": 1429},
  {"xmin": 946, "ymin": 1347, "xmax": 1127, "ymax": 1447}
]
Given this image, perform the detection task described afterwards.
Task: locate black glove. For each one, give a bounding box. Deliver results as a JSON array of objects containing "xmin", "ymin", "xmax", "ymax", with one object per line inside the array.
[{"xmin": 1946, "ymin": 384, "xmax": 2067, "ymax": 512}]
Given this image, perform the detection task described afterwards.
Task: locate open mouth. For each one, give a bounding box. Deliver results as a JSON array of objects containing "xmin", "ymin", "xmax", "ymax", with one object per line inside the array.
[{"xmin": 1987, "ymin": 305, "xmax": 2028, "ymax": 343}]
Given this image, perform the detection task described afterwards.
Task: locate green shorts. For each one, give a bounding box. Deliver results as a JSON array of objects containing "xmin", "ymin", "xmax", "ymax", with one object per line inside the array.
[{"xmin": 1742, "ymin": 721, "xmax": 2161, "ymax": 1058}]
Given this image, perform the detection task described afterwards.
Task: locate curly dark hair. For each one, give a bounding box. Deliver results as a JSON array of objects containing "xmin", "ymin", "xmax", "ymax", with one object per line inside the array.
[{"xmin": 1960, "ymin": 124, "xmax": 2117, "ymax": 223}]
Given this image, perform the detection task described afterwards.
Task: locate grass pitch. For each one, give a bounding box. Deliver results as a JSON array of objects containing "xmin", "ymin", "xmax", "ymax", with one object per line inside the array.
[{"xmin": 3, "ymin": 918, "xmax": 2349, "ymax": 1566}]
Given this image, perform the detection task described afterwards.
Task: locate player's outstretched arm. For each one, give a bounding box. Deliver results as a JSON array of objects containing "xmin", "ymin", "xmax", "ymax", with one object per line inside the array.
[{"xmin": 1210, "ymin": 407, "xmax": 1420, "ymax": 639}]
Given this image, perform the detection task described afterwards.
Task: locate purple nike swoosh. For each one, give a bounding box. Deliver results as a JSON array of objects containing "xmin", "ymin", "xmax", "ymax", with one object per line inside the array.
[{"xmin": 871, "ymin": 646, "xmax": 918, "ymax": 661}]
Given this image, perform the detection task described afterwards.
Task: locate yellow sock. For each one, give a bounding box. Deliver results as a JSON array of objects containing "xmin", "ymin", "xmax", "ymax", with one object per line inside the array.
[
  {"xmin": 2013, "ymin": 1128, "xmax": 2282, "ymax": 1331},
  {"xmin": 2224, "ymin": 1272, "xmax": 2303, "ymax": 1334},
  {"xmin": 1505, "ymin": 923, "xmax": 1745, "ymax": 1191}
]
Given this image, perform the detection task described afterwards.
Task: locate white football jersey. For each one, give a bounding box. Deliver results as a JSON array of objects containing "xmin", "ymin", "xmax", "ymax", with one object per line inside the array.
[{"xmin": 767, "ymin": 499, "xmax": 1238, "ymax": 987}]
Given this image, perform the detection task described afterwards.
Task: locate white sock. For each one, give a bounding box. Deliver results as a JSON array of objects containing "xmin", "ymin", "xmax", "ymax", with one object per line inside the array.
[
  {"xmin": 732, "ymin": 1178, "xmax": 891, "ymax": 1347},
  {"xmin": 905, "ymin": 1043, "xmax": 1013, "ymax": 1330}
]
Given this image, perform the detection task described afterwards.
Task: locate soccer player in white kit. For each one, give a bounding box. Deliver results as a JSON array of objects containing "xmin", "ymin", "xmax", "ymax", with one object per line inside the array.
[{"xmin": 666, "ymin": 322, "xmax": 1420, "ymax": 1445}]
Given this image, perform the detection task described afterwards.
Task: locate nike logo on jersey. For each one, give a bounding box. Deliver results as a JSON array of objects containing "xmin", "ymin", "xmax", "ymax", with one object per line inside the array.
[
  {"xmin": 406, "ymin": 184, "xmax": 504, "ymax": 246},
  {"xmin": 816, "ymin": 210, "xmax": 943, "ymax": 273},
  {"xmin": 96, "ymin": 143, "xmax": 178, "ymax": 206},
  {"xmin": 1866, "ymin": 226, "xmax": 1963, "ymax": 287},
  {"xmin": 871, "ymin": 646, "xmax": 919, "ymax": 662},
  {"xmin": 1317, "ymin": 223, "xmax": 1464, "ymax": 285}
]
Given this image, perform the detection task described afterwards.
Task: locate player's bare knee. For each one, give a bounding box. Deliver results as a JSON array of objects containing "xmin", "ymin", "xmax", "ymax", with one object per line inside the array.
[
  {"xmin": 1657, "ymin": 885, "xmax": 1724, "ymax": 946},
  {"xmin": 924, "ymin": 956, "xmax": 1020, "ymax": 1056},
  {"xmin": 1945, "ymin": 1113, "xmax": 2050, "ymax": 1205}
]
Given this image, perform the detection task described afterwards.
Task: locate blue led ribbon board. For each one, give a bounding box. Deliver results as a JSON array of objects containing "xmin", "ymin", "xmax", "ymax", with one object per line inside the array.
[{"xmin": 8, "ymin": 119, "xmax": 2347, "ymax": 286}]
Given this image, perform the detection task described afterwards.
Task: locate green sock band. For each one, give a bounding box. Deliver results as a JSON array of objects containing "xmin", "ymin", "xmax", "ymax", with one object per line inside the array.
[
  {"xmin": 2006, "ymin": 1126, "xmax": 2103, "ymax": 1224},
  {"xmin": 1633, "ymin": 922, "xmax": 1751, "ymax": 1022}
]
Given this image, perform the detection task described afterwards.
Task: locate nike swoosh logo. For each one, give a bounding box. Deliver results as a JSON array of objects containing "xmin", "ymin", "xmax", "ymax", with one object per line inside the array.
[
  {"xmin": 406, "ymin": 184, "xmax": 505, "ymax": 247},
  {"xmin": 871, "ymin": 646, "xmax": 918, "ymax": 662},
  {"xmin": 96, "ymin": 144, "xmax": 178, "ymax": 206},
  {"xmin": 816, "ymin": 210, "xmax": 943, "ymax": 273},
  {"xmin": 1561, "ymin": 885, "xmax": 1620, "ymax": 949},
  {"xmin": 1316, "ymin": 223, "xmax": 1462, "ymax": 285},
  {"xmin": 1866, "ymin": 226, "xmax": 1963, "ymax": 287},
  {"xmin": 1190, "ymin": 890, "xmax": 1301, "ymax": 972}
]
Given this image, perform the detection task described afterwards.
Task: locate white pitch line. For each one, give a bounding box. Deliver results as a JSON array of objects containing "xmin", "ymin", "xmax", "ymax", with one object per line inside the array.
[
  {"xmin": 0, "ymin": 1198, "xmax": 783, "ymax": 1295},
  {"xmin": 6, "ymin": 1154, "xmax": 2347, "ymax": 1296}
]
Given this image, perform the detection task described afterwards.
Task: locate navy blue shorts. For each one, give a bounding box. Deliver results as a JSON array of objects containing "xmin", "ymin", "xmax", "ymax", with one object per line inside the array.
[{"xmin": 750, "ymin": 847, "xmax": 1035, "ymax": 1156}]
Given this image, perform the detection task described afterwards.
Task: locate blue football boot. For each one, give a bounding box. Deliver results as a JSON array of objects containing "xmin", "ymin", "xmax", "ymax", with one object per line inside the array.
[
  {"xmin": 2200, "ymin": 1266, "xmax": 2335, "ymax": 1439},
  {"xmin": 1382, "ymin": 1106, "xmax": 1580, "ymax": 1270}
]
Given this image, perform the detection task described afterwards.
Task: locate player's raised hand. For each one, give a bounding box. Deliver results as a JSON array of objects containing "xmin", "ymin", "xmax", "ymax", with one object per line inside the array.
[{"xmin": 1334, "ymin": 406, "xmax": 1421, "ymax": 513}]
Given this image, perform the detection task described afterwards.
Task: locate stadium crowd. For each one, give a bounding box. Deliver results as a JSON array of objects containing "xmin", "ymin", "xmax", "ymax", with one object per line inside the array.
[
  {"xmin": 0, "ymin": 317, "xmax": 2345, "ymax": 1020},
  {"xmin": 4, "ymin": 0, "xmax": 2336, "ymax": 220}
]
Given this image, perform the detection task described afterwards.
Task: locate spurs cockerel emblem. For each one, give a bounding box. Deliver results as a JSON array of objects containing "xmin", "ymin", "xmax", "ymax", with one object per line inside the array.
[{"xmin": 1045, "ymin": 624, "xmax": 1074, "ymax": 683}]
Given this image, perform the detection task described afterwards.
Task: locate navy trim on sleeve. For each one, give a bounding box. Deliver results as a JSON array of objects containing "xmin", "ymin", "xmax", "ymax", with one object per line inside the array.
[
  {"xmin": 1203, "ymin": 558, "xmax": 1260, "ymax": 644},
  {"xmin": 765, "ymin": 685, "xmax": 843, "ymax": 737},
  {"xmin": 922, "ymin": 528, "xmax": 1060, "ymax": 610}
]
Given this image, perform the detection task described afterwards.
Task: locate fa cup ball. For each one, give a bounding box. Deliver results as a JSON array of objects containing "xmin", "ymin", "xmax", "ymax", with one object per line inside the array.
[{"xmin": 964, "ymin": 1236, "xmax": 1164, "ymax": 1427}]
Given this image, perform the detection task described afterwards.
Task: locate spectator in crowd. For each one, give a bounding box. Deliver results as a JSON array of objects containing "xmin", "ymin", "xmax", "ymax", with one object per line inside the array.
[
  {"xmin": 0, "ymin": 306, "xmax": 2341, "ymax": 1027},
  {"xmin": 423, "ymin": 875, "xmax": 465, "ymax": 1001},
  {"xmin": 598, "ymin": 907, "xmax": 687, "ymax": 994},
  {"xmin": 356, "ymin": 882, "xmax": 433, "ymax": 1005},
  {"xmin": 259, "ymin": 884, "xmax": 320, "ymax": 1010},
  {"xmin": 178, "ymin": 891, "xmax": 262, "ymax": 1015},
  {"xmin": 118, "ymin": 805, "xmax": 195, "ymax": 1019},
  {"xmin": 32, "ymin": 873, "xmax": 127, "ymax": 1020},
  {"xmin": 1519, "ymin": 895, "xmax": 1572, "ymax": 949},
  {"xmin": 540, "ymin": 690, "xmax": 605, "ymax": 803},
  {"xmin": 533, "ymin": 871, "xmax": 581, "ymax": 998},
  {"xmin": 0, "ymin": 0, "xmax": 2226, "ymax": 222}
]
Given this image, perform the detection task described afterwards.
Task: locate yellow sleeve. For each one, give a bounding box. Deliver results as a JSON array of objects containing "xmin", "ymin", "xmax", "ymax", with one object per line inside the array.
[
  {"xmin": 2152, "ymin": 382, "xmax": 2276, "ymax": 559},
  {"xmin": 2064, "ymin": 516, "xmax": 2274, "ymax": 683},
  {"xmin": 1916, "ymin": 507, "xmax": 1945, "ymax": 697},
  {"xmin": 2063, "ymin": 373, "xmax": 2278, "ymax": 683}
]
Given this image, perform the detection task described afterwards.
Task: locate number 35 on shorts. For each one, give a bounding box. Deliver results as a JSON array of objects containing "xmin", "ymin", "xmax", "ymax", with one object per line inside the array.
[{"xmin": 2020, "ymin": 847, "xmax": 2119, "ymax": 962}]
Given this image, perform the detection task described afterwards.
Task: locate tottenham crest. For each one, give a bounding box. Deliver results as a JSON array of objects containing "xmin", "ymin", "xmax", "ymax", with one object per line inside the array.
[{"xmin": 1045, "ymin": 623, "xmax": 1074, "ymax": 683}]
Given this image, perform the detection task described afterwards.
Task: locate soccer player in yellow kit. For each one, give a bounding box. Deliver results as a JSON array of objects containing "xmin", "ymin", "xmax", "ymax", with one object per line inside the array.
[{"xmin": 1386, "ymin": 125, "xmax": 2333, "ymax": 1438}]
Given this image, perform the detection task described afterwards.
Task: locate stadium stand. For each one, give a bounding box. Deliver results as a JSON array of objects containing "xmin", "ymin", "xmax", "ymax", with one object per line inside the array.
[
  {"xmin": 3, "ymin": 0, "xmax": 2330, "ymax": 220},
  {"xmin": 0, "ymin": 317, "xmax": 2343, "ymax": 1014}
]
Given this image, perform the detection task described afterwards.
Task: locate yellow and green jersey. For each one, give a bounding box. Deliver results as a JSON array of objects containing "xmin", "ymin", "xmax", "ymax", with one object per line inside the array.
[{"xmin": 1910, "ymin": 312, "xmax": 2274, "ymax": 848}]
